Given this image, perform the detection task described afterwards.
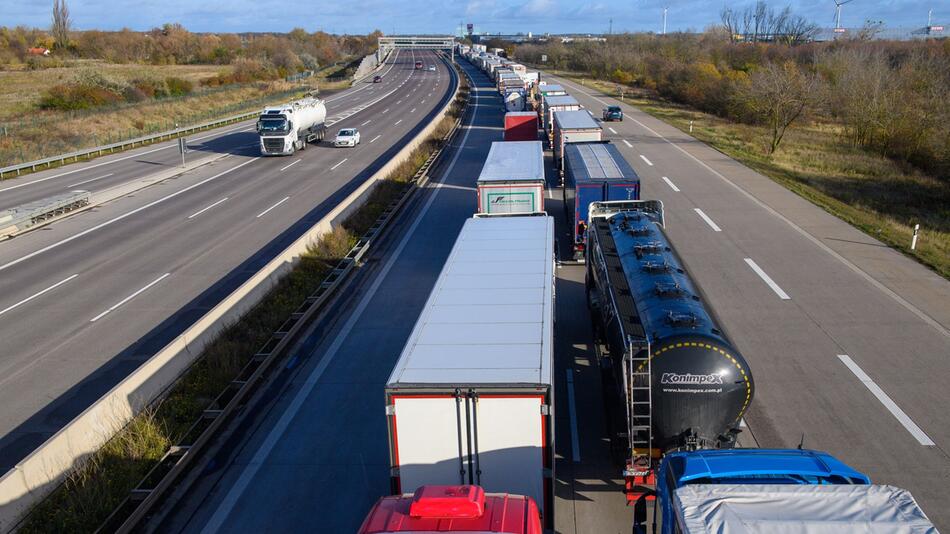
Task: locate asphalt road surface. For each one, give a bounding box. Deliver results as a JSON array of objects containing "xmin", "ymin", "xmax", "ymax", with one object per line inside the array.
[{"xmin": 0, "ymin": 49, "xmax": 457, "ymax": 473}]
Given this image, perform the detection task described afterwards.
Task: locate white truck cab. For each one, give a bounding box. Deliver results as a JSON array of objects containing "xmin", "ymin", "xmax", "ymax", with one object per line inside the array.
[{"xmin": 257, "ymin": 97, "xmax": 327, "ymax": 156}]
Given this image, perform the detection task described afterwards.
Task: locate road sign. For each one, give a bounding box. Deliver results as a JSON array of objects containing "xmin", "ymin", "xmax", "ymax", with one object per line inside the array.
[{"xmin": 541, "ymin": 54, "xmax": 548, "ymax": 62}]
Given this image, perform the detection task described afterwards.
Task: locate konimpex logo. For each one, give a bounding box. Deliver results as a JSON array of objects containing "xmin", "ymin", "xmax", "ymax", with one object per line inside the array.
[
  {"xmin": 660, "ymin": 373, "xmax": 723, "ymax": 385},
  {"xmin": 491, "ymin": 196, "xmax": 506, "ymax": 203}
]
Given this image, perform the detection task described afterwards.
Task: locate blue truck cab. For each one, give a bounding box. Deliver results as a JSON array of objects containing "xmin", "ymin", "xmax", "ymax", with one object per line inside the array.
[{"xmin": 657, "ymin": 449, "xmax": 870, "ymax": 533}]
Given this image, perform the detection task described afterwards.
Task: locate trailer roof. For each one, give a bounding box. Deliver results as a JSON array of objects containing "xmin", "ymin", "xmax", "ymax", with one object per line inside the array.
[
  {"xmin": 673, "ymin": 484, "xmax": 936, "ymax": 533},
  {"xmin": 565, "ymin": 142, "xmax": 639, "ymax": 183},
  {"xmin": 387, "ymin": 216, "xmax": 555, "ymax": 387},
  {"xmin": 539, "ymin": 84, "xmax": 565, "ymax": 93},
  {"xmin": 477, "ymin": 141, "xmax": 545, "ymax": 184},
  {"xmin": 544, "ymin": 95, "xmax": 579, "ymax": 107},
  {"xmin": 554, "ymin": 110, "xmax": 600, "ymax": 131}
]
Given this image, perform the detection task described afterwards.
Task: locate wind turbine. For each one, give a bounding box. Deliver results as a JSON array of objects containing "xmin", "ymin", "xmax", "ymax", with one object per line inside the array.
[{"xmin": 833, "ymin": 0, "xmax": 855, "ymax": 31}]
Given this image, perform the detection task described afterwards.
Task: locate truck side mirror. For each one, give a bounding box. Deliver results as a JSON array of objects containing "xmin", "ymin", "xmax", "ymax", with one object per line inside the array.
[{"xmin": 255, "ymin": 121, "xmax": 262, "ymax": 132}]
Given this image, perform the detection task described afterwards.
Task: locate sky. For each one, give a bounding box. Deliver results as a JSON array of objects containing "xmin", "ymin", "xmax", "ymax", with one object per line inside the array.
[{"xmin": 1, "ymin": 0, "xmax": 942, "ymax": 35}]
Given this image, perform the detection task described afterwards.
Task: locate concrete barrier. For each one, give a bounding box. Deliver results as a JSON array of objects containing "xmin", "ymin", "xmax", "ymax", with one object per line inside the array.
[{"xmin": 0, "ymin": 57, "xmax": 460, "ymax": 533}]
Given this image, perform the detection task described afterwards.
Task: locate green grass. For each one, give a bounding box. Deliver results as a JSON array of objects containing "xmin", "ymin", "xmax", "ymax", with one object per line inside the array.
[
  {"xmin": 547, "ymin": 70, "xmax": 950, "ymax": 279},
  {"xmin": 16, "ymin": 68, "xmax": 468, "ymax": 533}
]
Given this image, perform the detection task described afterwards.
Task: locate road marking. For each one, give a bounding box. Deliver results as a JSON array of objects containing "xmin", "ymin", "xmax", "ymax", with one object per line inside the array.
[
  {"xmin": 622, "ymin": 139, "xmax": 633, "ymax": 148},
  {"xmin": 382, "ymin": 108, "xmax": 390, "ymax": 114},
  {"xmin": 66, "ymin": 173, "xmax": 114, "ymax": 188},
  {"xmin": 0, "ymin": 158, "xmax": 260, "ymax": 274},
  {"xmin": 410, "ymin": 108, "xmax": 416, "ymax": 113},
  {"xmin": 694, "ymin": 208, "xmax": 722, "ymax": 232},
  {"xmin": 744, "ymin": 258, "xmax": 791, "ymax": 300},
  {"xmin": 566, "ymin": 369, "xmax": 581, "ymax": 462},
  {"xmin": 639, "ymin": 154, "xmax": 653, "ymax": 166},
  {"xmin": 420, "ymin": 100, "xmax": 426, "ymax": 105},
  {"xmin": 369, "ymin": 135, "xmax": 382, "ymax": 143},
  {"xmin": 837, "ymin": 354, "xmax": 935, "ymax": 446},
  {"xmin": 396, "ymin": 100, "xmax": 402, "ymax": 104},
  {"xmin": 394, "ymin": 119, "xmax": 403, "ymax": 126},
  {"xmin": 661, "ymin": 176, "xmax": 680, "ymax": 192},
  {"xmin": 330, "ymin": 159, "xmax": 347, "ymax": 171},
  {"xmin": 0, "ymin": 274, "xmax": 78, "ymax": 318},
  {"xmin": 360, "ymin": 119, "xmax": 372, "ymax": 126},
  {"xmin": 90, "ymin": 272, "xmax": 170, "ymax": 322},
  {"xmin": 608, "ymin": 127, "xmax": 618, "ymax": 134},
  {"xmin": 202, "ymin": 62, "xmax": 472, "ymax": 534},
  {"xmin": 187, "ymin": 197, "xmax": 229, "ymax": 219},
  {"xmin": 256, "ymin": 196, "xmax": 290, "ymax": 218},
  {"xmin": 279, "ymin": 159, "xmax": 301, "ymax": 172}
]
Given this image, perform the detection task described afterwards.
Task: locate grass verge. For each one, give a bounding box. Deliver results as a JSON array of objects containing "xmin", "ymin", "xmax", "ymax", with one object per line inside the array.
[
  {"xmin": 545, "ymin": 69, "xmax": 950, "ymax": 279},
  {"xmin": 17, "ymin": 65, "xmax": 468, "ymax": 534}
]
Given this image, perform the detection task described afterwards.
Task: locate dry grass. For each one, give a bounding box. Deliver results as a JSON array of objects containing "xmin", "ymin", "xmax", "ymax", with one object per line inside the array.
[{"xmin": 549, "ymin": 70, "xmax": 950, "ymax": 279}]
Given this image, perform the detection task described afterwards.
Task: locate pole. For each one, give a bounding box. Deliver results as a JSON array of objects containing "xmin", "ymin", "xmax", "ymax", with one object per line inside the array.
[
  {"xmin": 689, "ymin": 120, "xmax": 693, "ymax": 133},
  {"xmin": 911, "ymin": 224, "xmax": 920, "ymax": 250},
  {"xmin": 663, "ymin": 8, "xmax": 668, "ymax": 34}
]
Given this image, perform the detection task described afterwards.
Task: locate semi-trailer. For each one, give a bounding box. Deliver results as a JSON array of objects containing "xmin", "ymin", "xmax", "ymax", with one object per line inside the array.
[
  {"xmin": 504, "ymin": 112, "xmax": 539, "ymax": 141},
  {"xmin": 542, "ymin": 95, "xmax": 581, "ymax": 139},
  {"xmin": 476, "ymin": 141, "xmax": 545, "ymax": 214},
  {"xmin": 256, "ymin": 96, "xmax": 327, "ymax": 156},
  {"xmin": 385, "ymin": 214, "xmax": 556, "ymax": 528},
  {"xmin": 504, "ymin": 90, "xmax": 526, "ymax": 112},
  {"xmin": 553, "ymin": 109, "xmax": 603, "ymax": 171},
  {"xmin": 563, "ymin": 142, "xmax": 640, "ymax": 258}
]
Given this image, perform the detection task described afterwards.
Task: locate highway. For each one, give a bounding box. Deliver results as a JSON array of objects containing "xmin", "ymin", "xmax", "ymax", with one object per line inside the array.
[{"xmin": 0, "ymin": 48, "xmax": 457, "ymax": 473}]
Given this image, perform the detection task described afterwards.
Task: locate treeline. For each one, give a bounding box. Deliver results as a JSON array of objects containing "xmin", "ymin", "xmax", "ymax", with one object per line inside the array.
[{"xmin": 516, "ymin": 33, "xmax": 950, "ymax": 179}]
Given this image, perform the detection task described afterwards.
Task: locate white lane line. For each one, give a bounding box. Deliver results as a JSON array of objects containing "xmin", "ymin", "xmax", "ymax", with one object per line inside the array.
[
  {"xmin": 0, "ymin": 158, "xmax": 260, "ymax": 274},
  {"xmin": 694, "ymin": 208, "xmax": 722, "ymax": 232},
  {"xmin": 90, "ymin": 272, "xmax": 171, "ymax": 322},
  {"xmin": 639, "ymin": 154, "xmax": 653, "ymax": 166},
  {"xmin": 360, "ymin": 119, "xmax": 372, "ymax": 126},
  {"xmin": 66, "ymin": 173, "xmax": 114, "ymax": 188},
  {"xmin": 410, "ymin": 108, "xmax": 416, "ymax": 113},
  {"xmin": 566, "ymin": 369, "xmax": 581, "ymax": 462},
  {"xmin": 420, "ymin": 100, "xmax": 426, "ymax": 105},
  {"xmin": 187, "ymin": 197, "xmax": 228, "ymax": 220},
  {"xmin": 279, "ymin": 159, "xmax": 301, "ymax": 172},
  {"xmin": 608, "ymin": 127, "xmax": 618, "ymax": 134},
  {"xmin": 837, "ymin": 354, "xmax": 935, "ymax": 446},
  {"xmin": 744, "ymin": 258, "xmax": 791, "ymax": 300},
  {"xmin": 330, "ymin": 159, "xmax": 347, "ymax": 171},
  {"xmin": 661, "ymin": 176, "xmax": 680, "ymax": 192},
  {"xmin": 622, "ymin": 139, "xmax": 633, "ymax": 148},
  {"xmin": 0, "ymin": 274, "xmax": 78, "ymax": 317},
  {"xmin": 382, "ymin": 108, "xmax": 390, "ymax": 114},
  {"xmin": 201, "ymin": 66, "xmax": 477, "ymax": 534},
  {"xmin": 396, "ymin": 100, "xmax": 402, "ymax": 104},
  {"xmin": 369, "ymin": 135, "xmax": 382, "ymax": 143},
  {"xmin": 256, "ymin": 196, "xmax": 290, "ymax": 218},
  {"xmin": 394, "ymin": 119, "xmax": 403, "ymax": 126}
]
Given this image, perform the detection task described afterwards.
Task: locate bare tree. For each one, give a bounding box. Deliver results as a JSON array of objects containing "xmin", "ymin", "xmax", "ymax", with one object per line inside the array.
[
  {"xmin": 739, "ymin": 61, "xmax": 822, "ymax": 154},
  {"xmin": 721, "ymin": 7, "xmax": 740, "ymax": 41},
  {"xmin": 51, "ymin": 0, "xmax": 71, "ymax": 50}
]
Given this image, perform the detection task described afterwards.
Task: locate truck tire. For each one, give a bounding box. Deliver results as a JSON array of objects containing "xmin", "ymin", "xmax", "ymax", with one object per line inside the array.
[{"xmin": 300, "ymin": 137, "xmax": 307, "ymax": 151}]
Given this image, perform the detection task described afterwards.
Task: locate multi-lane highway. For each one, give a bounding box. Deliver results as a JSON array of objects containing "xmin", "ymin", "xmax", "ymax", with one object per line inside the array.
[{"xmin": 0, "ymin": 49, "xmax": 457, "ymax": 473}]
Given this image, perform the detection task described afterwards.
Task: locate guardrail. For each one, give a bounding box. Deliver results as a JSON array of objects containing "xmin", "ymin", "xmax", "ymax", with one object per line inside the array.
[{"xmin": 0, "ymin": 191, "xmax": 91, "ymax": 238}]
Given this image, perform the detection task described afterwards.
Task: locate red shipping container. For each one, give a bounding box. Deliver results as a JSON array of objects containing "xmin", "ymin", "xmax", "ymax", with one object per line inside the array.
[{"xmin": 504, "ymin": 112, "xmax": 538, "ymax": 142}]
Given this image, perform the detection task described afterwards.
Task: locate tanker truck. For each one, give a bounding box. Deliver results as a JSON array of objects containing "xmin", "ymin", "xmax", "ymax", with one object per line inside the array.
[{"xmin": 257, "ymin": 96, "xmax": 327, "ymax": 156}]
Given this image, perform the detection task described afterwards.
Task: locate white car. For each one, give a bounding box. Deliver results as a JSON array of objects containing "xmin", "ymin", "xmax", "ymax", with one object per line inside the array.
[
  {"xmin": 428, "ymin": 65, "xmax": 436, "ymax": 71},
  {"xmin": 334, "ymin": 128, "xmax": 360, "ymax": 147}
]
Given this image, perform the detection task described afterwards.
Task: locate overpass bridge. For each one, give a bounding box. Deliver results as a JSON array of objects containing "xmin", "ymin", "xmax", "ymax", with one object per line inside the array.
[{"xmin": 377, "ymin": 36, "xmax": 456, "ymax": 61}]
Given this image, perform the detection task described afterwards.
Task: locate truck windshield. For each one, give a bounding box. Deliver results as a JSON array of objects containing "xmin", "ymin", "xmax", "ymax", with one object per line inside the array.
[
  {"xmin": 686, "ymin": 473, "xmax": 856, "ymax": 485},
  {"xmin": 259, "ymin": 117, "xmax": 289, "ymax": 134}
]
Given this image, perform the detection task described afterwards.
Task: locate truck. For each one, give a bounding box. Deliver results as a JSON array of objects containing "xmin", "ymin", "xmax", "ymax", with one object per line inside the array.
[
  {"xmin": 504, "ymin": 112, "xmax": 539, "ymax": 141},
  {"xmin": 476, "ymin": 141, "xmax": 545, "ymax": 214},
  {"xmin": 564, "ymin": 142, "xmax": 639, "ymax": 258},
  {"xmin": 656, "ymin": 449, "xmax": 937, "ymax": 533},
  {"xmin": 504, "ymin": 90, "xmax": 526, "ymax": 112},
  {"xmin": 358, "ymin": 485, "xmax": 542, "ymax": 534},
  {"xmin": 385, "ymin": 214, "xmax": 555, "ymax": 528},
  {"xmin": 257, "ymin": 97, "xmax": 327, "ymax": 156},
  {"xmin": 542, "ymin": 94, "xmax": 581, "ymax": 139},
  {"xmin": 553, "ymin": 110, "xmax": 602, "ymax": 171}
]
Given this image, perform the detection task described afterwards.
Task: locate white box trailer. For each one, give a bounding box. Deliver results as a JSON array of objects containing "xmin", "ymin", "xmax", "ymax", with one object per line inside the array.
[
  {"xmin": 553, "ymin": 110, "xmax": 603, "ymax": 170},
  {"xmin": 476, "ymin": 141, "xmax": 545, "ymax": 214},
  {"xmin": 385, "ymin": 214, "xmax": 555, "ymax": 527},
  {"xmin": 543, "ymin": 94, "xmax": 581, "ymax": 138}
]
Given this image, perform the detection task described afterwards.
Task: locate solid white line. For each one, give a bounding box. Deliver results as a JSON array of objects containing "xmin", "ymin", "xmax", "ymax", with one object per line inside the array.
[
  {"xmin": 566, "ymin": 369, "xmax": 581, "ymax": 462},
  {"xmin": 202, "ymin": 63, "xmax": 473, "ymax": 534},
  {"xmin": 369, "ymin": 135, "xmax": 382, "ymax": 143},
  {"xmin": 330, "ymin": 159, "xmax": 347, "ymax": 171},
  {"xmin": 622, "ymin": 139, "xmax": 633, "ymax": 148},
  {"xmin": 837, "ymin": 354, "xmax": 935, "ymax": 446},
  {"xmin": 639, "ymin": 154, "xmax": 653, "ymax": 166},
  {"xmin": 661, "ymin": 176, "xmax": 680, "ymax": 192},
  {"xmin": 279, "ymin": 159, "xmax": 301, "ymax": 172},
  {"xmin": 0, "ymin": 158, "xmax": 260, "ymax": 274},
  {"xmin": 90, "ymin": 272, "xmax": 170, "ymax": 322},
  {"xmin": 66, "ymin": 173, "xmax": 114, "ymax": 188},
  {"xmin": 744, "ymin": 258, "xmax": 791, "ymax": 300},
  {"xmin": 360, "ymin": 119, "xmax": 372, "ymax": 126},
  {"xmin": 608, "ymin": 127, "xmax": 618, "ymax": 134},
  {"xmin": 694, "ymin": 208, "xmax": 722, "ymax": 232},
  {"xmin": 0, "ymin": 274, "xmax": 78, "ymax": 317},
  {"xmin": 256, "ymin": 196, "xmax": 290, "ymax": 218},
  {"xmin": 394, "ymin": 119, "xmax": 403, "ymax": 126},
  {"xmin": 187, "ymin": 197, "xmax": 228, "ymax": 219}
]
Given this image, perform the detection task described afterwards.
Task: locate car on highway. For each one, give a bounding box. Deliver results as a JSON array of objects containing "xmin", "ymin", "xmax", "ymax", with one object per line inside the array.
[
  {"xmin": 428, "ymin": 65, "xmax": 436, "ymax": 71},
  {"xmin": 334, "ymin": 128, "xmax": 361, "ymax": 147},
  {"xmin": 415, "ymin": 60, "xmax": 423, "ymax": 69},
  {"xmin": 602, "ymin": 105, "xmax": 623, "ymax": 121},
  {"xmin": 373, "ymin": 75, "xmax": 382, "ymax": 83}
]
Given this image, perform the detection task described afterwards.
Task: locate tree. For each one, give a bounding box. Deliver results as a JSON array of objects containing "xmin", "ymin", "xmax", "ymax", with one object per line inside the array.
[
  {"xmin": 738, "ymin": 61, "xmax": 822, "ymax": 154},
  {"xmin": 51, "ymin": 0, "xmax": 71, "ymax": 50}
]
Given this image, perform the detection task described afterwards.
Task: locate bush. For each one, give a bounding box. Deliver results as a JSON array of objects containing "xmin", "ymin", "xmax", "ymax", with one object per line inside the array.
[
  {"xmin": 164, "ymin": 76, "xmax": 193, "ymax": 97},
  {"xmin": 39, "ymin": 83, "xmax": 123, "ymax": 110}
]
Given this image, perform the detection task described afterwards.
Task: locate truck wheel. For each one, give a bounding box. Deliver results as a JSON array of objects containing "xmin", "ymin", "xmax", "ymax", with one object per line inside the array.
[{"xmin": 300, "ymin": 138, "xmax": 307, "ymax": 151}]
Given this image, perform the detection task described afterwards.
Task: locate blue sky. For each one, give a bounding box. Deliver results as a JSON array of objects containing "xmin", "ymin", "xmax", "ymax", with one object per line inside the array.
[{"xmin": 2, "ymin": 0, "xmax": 941, "ymax": 34}]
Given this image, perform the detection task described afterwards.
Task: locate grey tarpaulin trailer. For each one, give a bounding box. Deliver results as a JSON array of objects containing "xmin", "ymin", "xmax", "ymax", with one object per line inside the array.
[{"xmin": 476, "ymin": 141, "xmax": 546, "ymax": 215}]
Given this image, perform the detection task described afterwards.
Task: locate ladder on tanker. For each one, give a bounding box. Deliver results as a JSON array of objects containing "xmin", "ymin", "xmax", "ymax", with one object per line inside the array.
[{"xmin": 623, "ymin": 335, "xmax": 655, "ymax": 503}]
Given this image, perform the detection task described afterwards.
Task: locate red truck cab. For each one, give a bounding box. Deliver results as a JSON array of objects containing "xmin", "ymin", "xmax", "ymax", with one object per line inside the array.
[{"xmin": 358, "ymin": 485, "xmax": 542, "ymax": 534}]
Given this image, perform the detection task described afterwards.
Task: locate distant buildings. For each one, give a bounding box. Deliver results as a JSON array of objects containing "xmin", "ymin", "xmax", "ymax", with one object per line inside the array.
[{"xmin": 27, "ymin": 47, "xmax": 51, "ymax": 56}]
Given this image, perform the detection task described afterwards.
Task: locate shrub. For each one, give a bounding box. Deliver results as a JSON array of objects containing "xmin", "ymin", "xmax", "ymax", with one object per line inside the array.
[
  {"xmin": 39, "ymin": 83, "xmax": 123, "ymax": 110},
  {"xmin": 164, "ymin": 76, "xmax": 193, "ymax": 97}
]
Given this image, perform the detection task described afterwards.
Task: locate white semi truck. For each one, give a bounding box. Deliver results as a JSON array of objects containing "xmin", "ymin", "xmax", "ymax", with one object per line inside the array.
[{"xmin": 257, "ymin": 96, "xmax": 327, "ymax": 156}]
